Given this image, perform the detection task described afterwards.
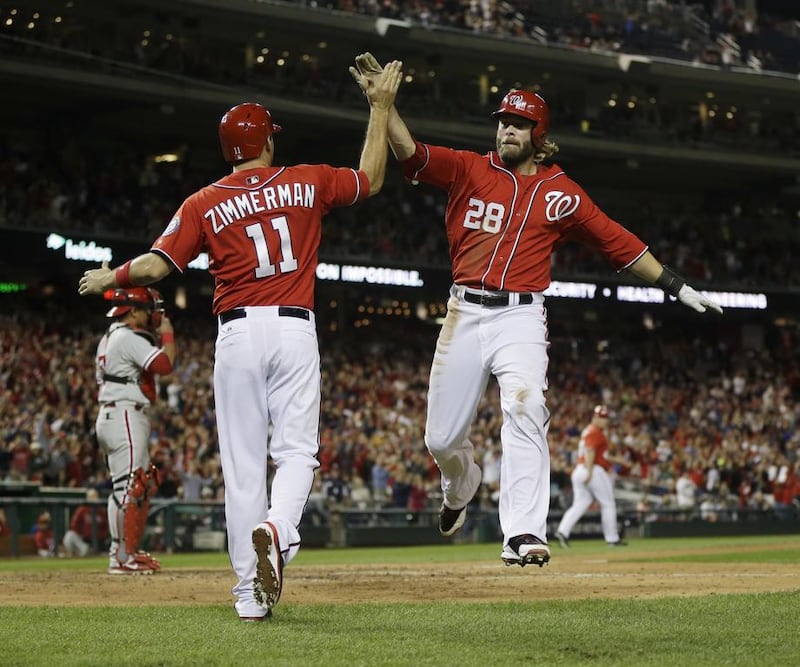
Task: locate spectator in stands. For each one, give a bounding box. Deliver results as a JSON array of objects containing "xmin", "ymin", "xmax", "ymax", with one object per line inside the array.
[
  {"xmin": 305, "ymin": 473, "xmax": 330, "ymax": 526},
  {"xmin": 32, "ymin": 511, "xmax": 56, "ymax": 557},
  {"xmin": 675, "ymin": 468, "xmax": 698, "ymax": 511},
  {"xmin": 349, "ymin": 474, "xmax": 373, "ymax": 510},
  {"xmin": 370, "ymin": 453, "xmax": 391, "ymax": 503},
  {"xmin": 322, "ymin": 464, "xmax": 351, "ymax": 509},
  {"xmin": 62, "ymin": 488, "xmax": 109, "ymax": 557},
  {"xmin": 407, "ymin": 473, "xmax": 429, "ymax": 522}
]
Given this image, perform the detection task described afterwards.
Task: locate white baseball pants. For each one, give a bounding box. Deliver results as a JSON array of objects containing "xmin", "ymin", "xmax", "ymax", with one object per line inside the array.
[
  {"xmin": 425, "ymin": 288, "xmax": 551, "ymax": 544},
  {"xmin": 557, "ymin": 464, "xmax": 620, "ymax": 543},
  {"xmin": 214, "ymin": 306, "xmax": 320, "ymax": 609},
  {"xmin": 96, "ymin": 403, "xmax": 151, "ymax": 563}
]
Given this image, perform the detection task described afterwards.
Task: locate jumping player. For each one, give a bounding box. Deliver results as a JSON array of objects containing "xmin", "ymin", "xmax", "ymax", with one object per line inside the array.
[
  {"xmin": 96, "ymin": 287, "xmax": 175, "ymax": 574},
  {"xmin": 556, "ymin": 405, "xmax": 628, "ymax": 547},
  {"xmin": 79, "ymin": 60, "xmax": 403, "ymax": 619},
  {"xmin": 350, "ymin": 53, "xmax": 721, "ymax": 568}
]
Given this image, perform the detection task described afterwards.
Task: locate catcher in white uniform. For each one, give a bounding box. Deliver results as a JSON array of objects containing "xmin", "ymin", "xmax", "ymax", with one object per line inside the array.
[
  {"xmin": 556, "ymin": 405, "xmax": 627, "ymax": 547},
  {"xmin": 95, "ymin": 287, "xmax": 176, "ymax": 574}
]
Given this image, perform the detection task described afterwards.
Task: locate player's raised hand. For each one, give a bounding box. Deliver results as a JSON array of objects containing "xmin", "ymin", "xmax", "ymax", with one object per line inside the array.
[
  {"xmin": 78, "ymin": 260, "xmax": 112, "ymax": 295},
  {"xmin": 349, "ymin": 51, "xmax": 385, "ymax": 97},
  {"xmin": 364, "ymin": 60, "xmax": 402, "ymax": 111}
]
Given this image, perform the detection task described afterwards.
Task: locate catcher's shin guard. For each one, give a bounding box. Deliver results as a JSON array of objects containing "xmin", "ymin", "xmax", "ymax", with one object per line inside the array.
[{"xmin": 123, "ymin": 464, "xmax": 161, "ymax": 555}]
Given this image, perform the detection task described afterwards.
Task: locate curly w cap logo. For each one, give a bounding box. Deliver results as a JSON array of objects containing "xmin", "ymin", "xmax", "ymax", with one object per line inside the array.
[
  {"xmin": 544, "ymin": 191, "xmax": 580, "ymax": 222},
  {"xmin": 508, "ymin": 94, "xmax": 529, "ymax": 112}
]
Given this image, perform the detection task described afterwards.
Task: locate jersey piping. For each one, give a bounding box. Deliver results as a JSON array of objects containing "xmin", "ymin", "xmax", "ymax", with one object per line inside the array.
[{"xmin": 479, "ymin": 156, "xmax": 519, "ymax": 291}]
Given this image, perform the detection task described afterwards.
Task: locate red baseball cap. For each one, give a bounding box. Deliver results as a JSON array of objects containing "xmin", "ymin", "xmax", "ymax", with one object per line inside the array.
[{"xmin": 593, "ymin": 405, "xmax": 609, "ymax": 418}]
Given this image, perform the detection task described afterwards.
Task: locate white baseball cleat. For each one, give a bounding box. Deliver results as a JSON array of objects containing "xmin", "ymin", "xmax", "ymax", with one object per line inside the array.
[
  {"xmin": 501, "ymin": 534, "xmax": 551, "ymax": 567},
  {"xmin": 252, "ymin": 521, "xmax": 283, "ymax": 610},
  {"xmin": 235, "ymin": 600, "xmax": 272, "ymax": 622}
]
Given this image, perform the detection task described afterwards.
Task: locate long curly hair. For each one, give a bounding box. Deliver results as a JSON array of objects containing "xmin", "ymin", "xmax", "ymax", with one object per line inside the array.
[{"xmin": 534, "ymin": 138, "xmax": 560, "ymax": 163}]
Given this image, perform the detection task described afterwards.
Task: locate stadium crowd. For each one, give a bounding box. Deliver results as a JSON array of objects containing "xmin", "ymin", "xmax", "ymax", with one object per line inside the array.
[
  {"xmin": 1, "ymin": 142, "xmax": 798, "ymax": 288},
  {"xmin": 3, "ymin": 0, "xmax": 800, "ymax": 154},
  {"xmin": 4, "ymin": 1, "xmax": 798, "ymax": 74},
  {"xmin": 2, "ymin": 299, "xmax": 799, "ymax": 533}
]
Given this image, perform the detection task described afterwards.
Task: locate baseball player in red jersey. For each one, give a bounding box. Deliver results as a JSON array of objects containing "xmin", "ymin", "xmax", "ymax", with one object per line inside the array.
[
  {"xmin": 79, "ymin": 61, "xmax": 403, "ymax": 619},
  {"xmin": 62, "ymin": 488, "xmax": 110, "ymax": 557},
  {"xmin": 351, "ymin": 53, "xmax": 721, "ymax": 567},
  {"xmin": 556, "ymin": 405, "xmax": 628, "ymax": 547},
  {"xmin": 96, "ymin": 287, "xmax": 175, "ymax": 574}
]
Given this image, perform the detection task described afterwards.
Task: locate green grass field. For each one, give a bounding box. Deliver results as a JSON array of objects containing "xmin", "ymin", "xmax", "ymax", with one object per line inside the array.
[{"xmin": 2, "ymin": 535, "xmax": 799, "ymax": 667}]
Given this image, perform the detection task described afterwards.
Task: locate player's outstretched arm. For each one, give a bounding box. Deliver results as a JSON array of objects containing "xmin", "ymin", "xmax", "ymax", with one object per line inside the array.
[
  {"xmin": 350, "ymin": 52, "xmax": 416, "ymax": 161},
  {"xmin": 78, "ymin": 252, "xmax": 172, "ymax": 295},
  {"xmin": 357, "ymin": 60, "xmax": 403, "ymax": 196},
  {"xmin": 627, "ymin": 250, "xmax": 723, "ymax": 314}
]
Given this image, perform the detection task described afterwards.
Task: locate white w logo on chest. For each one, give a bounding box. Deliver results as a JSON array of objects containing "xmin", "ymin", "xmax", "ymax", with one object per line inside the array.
[{"xmin": 544, "ymin": 191, "xmax": 580, "ymax": 222}]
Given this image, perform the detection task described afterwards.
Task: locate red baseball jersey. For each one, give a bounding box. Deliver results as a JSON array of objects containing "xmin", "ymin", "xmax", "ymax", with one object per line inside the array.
[
  {"xmin": 402, "ymin": 142, "xmax": 648, "ymax": 292},
  {"xmin": 151, "ymin": 165, "xmax": 369, "ymax": 313},
  {"xmin": 577, "ymin": 423, "xmax": 611, "ymax": 471}
]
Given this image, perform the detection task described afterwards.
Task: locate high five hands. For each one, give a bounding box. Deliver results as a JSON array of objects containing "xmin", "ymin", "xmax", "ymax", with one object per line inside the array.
[{"xmin": 349, "ymin": 52, "xmax": 389, "ymax": 99}]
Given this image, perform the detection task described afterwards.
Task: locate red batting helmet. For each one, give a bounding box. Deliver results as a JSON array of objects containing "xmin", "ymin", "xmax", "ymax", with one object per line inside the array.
[
  {"xmin": 491, "ymin": 90, "xmax": 550, "ymax": 147},
  {"xmin": 104, "ymin": 287, "xmax": 164, "ymax": 319},
  {"xmin": 219, "ymin": 102, "xmax": 282, "ymax": 163},
  {"xmin": 593, "ymin": 405, "xmax": 610, "ymax": 418}
]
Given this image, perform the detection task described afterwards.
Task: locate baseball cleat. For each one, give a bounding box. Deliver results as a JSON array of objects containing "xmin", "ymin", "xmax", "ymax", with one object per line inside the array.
[
  {"xmin": 556, "ymin": 531, "xmax": 570, "ymax": 549},
  {"xmin": 235, "ymin": 601, "xmax": 272, "ymax": 622},
  {"xmin": 438, "ymin": 504, "xmax": 467, "ymax": 537},
  {"xmin": 607, "ymin": 540, "xmax": 628, "ymax": 547},
  {"xmin": 108, "ymin": 552, "xmax": 160, "ymax": 575},
  {"xmin": 501, "ymin": 534, "xmax": 551, "ymax": 567},
  {"xmin": 252, "ymin": 521, "xmax": 283, "ymax": 610}
]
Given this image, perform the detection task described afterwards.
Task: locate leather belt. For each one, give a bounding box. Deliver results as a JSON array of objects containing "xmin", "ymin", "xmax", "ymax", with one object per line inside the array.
[
  {"xmin": 462, "ymin": 290, "xmax": 534, "ymax": 307},
  {"xmin": 219, "ymin": 306, "xmax": 310, "ymax": 324},
  {"xmin": 103, "ymin": 402, "xmax": 146, "ymax": 411}
]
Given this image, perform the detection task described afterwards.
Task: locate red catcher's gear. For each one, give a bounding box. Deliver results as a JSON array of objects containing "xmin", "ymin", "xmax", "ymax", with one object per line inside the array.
[
  {"xmin": 123, "ymin": 464, "xmax": 162, "ymax": 556},
  {"xmin": 491, "ymin": 90, "xmax": 550, "ymax": 147},
  {"xmin": 104, "ymin": 287, "xmax": 164, "ymax": 326},
  {"xmin": 219, "ymin": 103, "xmax": 283, "ymax": 163}
]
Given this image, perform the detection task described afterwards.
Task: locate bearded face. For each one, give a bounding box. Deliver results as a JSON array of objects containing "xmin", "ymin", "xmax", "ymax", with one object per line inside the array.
[{"xmin": 495, "ymin": 117, "xmax": 536, "ymax": 168}]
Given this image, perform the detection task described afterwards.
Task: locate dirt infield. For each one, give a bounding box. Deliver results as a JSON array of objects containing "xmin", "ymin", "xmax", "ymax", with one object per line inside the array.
[{"xmin": 4, "ymin": 544, "xmax": 799, "ymax": 607}]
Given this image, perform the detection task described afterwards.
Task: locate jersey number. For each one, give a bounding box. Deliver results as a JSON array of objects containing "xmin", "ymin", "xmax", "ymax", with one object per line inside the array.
[
  {"xmin": 245, "ymin": 217, "xmax": 298, "ymax": 278},
  {"xmin": 462, "ymin": 198, "xmax": 505, "ymax": 234}
]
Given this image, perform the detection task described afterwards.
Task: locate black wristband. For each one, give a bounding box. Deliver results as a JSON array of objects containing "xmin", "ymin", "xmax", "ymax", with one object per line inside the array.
[{"xmin": 655, "ymin": 265, "xmax": 686, "ymax": 297}]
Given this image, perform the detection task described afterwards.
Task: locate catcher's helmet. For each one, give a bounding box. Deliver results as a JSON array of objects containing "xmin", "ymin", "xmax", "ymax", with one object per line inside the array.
[
  {"xmin": 491, "ymin": 90, "xmax": 550, "ymax": 147},
  {"xmin": 593, "ymin": 404, "xmax": 610, "ymax": 418},
  {"xmin": 104, "ymin": 287, "xmax": 164, "ymax": 319},
  {"xmin": 219, "ymin": 102, "xmax": 282, "ymax": 163}
]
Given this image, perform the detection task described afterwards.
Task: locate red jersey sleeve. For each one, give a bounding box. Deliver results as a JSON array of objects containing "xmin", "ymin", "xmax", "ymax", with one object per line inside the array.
[
  {"xmin": 401, "ymin": 141, "xmax": 464, "ymax": 190},
  {"xmin": 316, "ymin": 165, "xmax": 369, "ymax": 210},
  {"xmin": 151, "ymin": 199, "xmax": 205, "ymax": 272},
  {"xmin": 563, "ymin": 181, "xmax": 648, "ymax": 271}
]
